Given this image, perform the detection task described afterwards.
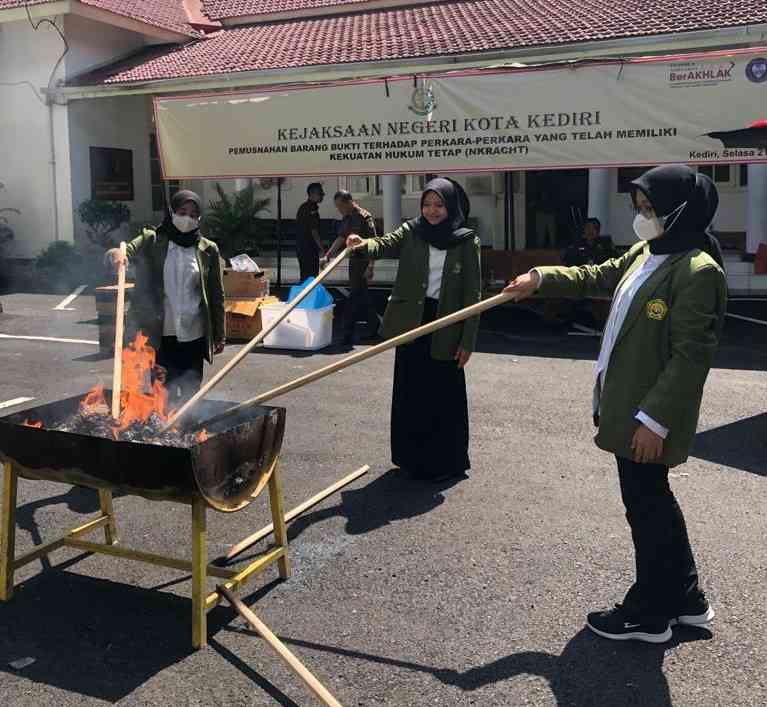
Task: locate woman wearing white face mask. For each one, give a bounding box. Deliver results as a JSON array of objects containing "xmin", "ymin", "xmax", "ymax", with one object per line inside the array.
[
  {"xmin": 503, "ymin": 165, "xmax": 726, "ymax": 645},
  {"xmin": 106, "ymin": 190, "xmax": 225, "ymax": 406}
]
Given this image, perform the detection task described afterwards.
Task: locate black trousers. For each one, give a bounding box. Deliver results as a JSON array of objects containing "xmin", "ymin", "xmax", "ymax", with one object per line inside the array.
[
  {"xmin": 156, "ymin": 336, "xmax": 206, "ymax": 407},
  {"xmin": 616, "ymin": 456, "xmax": 701, "ymax": 621},
  {"xmin": 391, "ymin": 298, "xmax": 470, "ymax": 478},
  {"xmin": 343, "ymin": 258, "xmax": 378, "ymax": 337},
  {"xmin": 296, "ymin": 239, "xmax": 319, "ymax": 282}
]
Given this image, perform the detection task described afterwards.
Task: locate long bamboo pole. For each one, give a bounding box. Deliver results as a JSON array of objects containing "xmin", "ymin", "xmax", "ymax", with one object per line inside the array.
[
  {"xmin": 111, "ymin": 241, "xmax": 127, "ymax": 420},
  {"xmin": 164, "ymin": 247, "xmax": 351, "ymax": 430},
  {"xmin": 226, "ymin": 464, "xmax": 370, "ymax": 561},
  {"xmin": 218, "ymin": 586, "xmax": 344, "ymax": 707},
  {"xmin": 206, "ymin": 292, "xmax": 514, "ymax": 425}
]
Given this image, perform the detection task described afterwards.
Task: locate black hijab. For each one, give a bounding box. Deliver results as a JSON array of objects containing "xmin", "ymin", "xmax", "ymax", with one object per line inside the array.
[
  {"xmin": 160, "ymin": 189, "xmax": 202, "ymax": 248},
  {"xmin": 408, "ymin": 177, "xmax": 474, "ymax": 250},
  {"xmin": 630, "ymin": 165, "xmax": 722, "ymax": 266}
]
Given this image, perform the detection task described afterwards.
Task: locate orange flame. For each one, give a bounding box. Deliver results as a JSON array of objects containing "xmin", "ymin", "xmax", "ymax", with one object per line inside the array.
[
  {"xmin": 22, "ymin": 419, "xmax": 43, "ymax": 428},
  {"xmin": 114, "ymin": 331, "xmax": 170, "ymax": 433},
  {"xmin": 75, "ymin": 332, "xmax": 172, "ymax": 439},
  {"xmin": 80, "ymin": 384, "xmax": 109, "ymax": 416}
]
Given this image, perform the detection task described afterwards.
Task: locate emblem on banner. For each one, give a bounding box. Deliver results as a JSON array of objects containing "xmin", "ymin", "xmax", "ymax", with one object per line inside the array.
[
  {"xmin": 746, "ymin": 57, "xmax": 767, "ymax": 83},
  {"xmin": 409, "ymin": 84, "xmax": 437, "ymax": 116},
  {"xmin": 646, "ymin": 299, "xmax": 669, "ymax": 321}
]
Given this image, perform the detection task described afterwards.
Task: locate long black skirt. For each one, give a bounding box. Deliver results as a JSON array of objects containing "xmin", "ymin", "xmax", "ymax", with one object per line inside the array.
[{"xmin": 391, "ymin": 298, "xmax": 470, "ymax": 478}]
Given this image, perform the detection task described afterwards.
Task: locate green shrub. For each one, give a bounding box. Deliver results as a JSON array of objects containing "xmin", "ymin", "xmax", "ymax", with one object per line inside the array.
[
  {"xmin": 77, "ymin": 199, "xmax": 131, "ymax": 250},
  {"xmin": 202, "ymin": 183, "xmax": 271, "ymax": 260}
]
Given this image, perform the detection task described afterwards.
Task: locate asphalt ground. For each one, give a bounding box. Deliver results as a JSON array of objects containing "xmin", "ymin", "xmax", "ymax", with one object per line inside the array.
[{"xmin": 0, "ymin": 289, "xmax": 765, "ymax": 707}]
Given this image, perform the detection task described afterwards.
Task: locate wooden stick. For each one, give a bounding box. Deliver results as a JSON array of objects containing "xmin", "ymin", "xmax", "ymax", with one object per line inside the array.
[
  {"xmin": 226, "ymin": 464, "xmax": 370, "ymax": 561},
  {"xmin": 209, "ymin": 292, "xmax": 514, "ymax": 424},
  {"xmin": 218, "ymin": 585, "xmax": 344, "ymax": 707},
  {"xmin": 164, "ymin": 247, "xmax": 351, "ymax": 430},
  {"xmin": 111, "ymin": 241, "xmax": 127, "ymax": 420}
]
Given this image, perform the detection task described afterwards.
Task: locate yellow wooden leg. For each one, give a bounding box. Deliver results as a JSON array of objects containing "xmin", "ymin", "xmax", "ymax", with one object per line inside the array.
[
  {"xmin": 268, "ymin": 462, "xmax": 291, "ymax": 580},
  {"xmin": 98, "ymin": 489, "xmax": 119, "ymax": 546},
  {"xmin": 191, "ymin": 497, "xmax": 208, "ymax": 649},
  {"xmin": 0, "ymin": 462, "xmax": 18, "ymax": 602}
]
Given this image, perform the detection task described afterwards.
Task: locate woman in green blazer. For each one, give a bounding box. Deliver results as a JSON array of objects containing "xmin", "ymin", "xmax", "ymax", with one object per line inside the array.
[
  {"xmin": 347, "ymin": 178, "xmax": 482, "ymax": 482},
  {"xmin": 106, "ymin": 190, "xmax": 225, "ymax": 406},
  {"xmin": 505, "ymin": 165, "xmax": 726, "ymax": 644}
]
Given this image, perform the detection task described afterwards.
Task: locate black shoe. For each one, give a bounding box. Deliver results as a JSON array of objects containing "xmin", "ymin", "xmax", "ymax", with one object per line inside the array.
[
  {"xmin": 587, "ymin": 604, "xmax": 672, "ymax": 644},
  {"xmin": 670, "ymin": 594, "xmax": 715, "ymax": 628}
]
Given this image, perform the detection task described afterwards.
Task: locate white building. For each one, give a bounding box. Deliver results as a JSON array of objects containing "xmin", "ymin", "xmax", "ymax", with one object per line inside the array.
[{"xmin": 1, "ymin": 0, "xmax": 766, "ymax": 291}]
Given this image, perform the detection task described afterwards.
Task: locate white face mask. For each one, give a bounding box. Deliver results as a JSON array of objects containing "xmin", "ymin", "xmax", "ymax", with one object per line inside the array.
[
  {"xmin": 633, "ymin": 213, "xmax": 663, "ymax": 241},
  {"xmin": 633, "ymin": 200, "xmax": 687, "ymax": 242},
  {"xmin": 172, "ymin": 213, "xmax": 199, "ymax": 234}
]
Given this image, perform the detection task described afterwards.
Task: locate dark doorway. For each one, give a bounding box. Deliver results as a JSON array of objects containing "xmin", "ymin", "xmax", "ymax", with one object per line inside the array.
[{"xmin": 525, "ymin": 169, "xmax": 588, "ymax": 249}]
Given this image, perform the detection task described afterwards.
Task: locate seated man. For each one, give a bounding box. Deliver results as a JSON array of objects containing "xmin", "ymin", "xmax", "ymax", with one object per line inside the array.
[{"xmin": 562, "ymin": 218, "xmax": 615, "ymax": 267}]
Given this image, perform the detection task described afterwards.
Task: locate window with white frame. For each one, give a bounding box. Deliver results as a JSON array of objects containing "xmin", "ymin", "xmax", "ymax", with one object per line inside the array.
[
  {"xmin": 344, "ymin": 175, "xmax": 374, "ymax": 195},
  {"xmin": 697, "ymin": 164, "xmax": 738, "ymax": 188},
  {"xmin": 150, "ymin": 134, "xmax": 179, "ymax": 211}
]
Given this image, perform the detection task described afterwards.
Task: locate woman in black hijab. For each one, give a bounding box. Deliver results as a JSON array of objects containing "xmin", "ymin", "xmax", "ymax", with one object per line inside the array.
[
  {"xmin": 347, "ymin": 178, "xmax": 482, "ymax": 482},
  {"xmin": 107, "ymin": 190, "xmax": 226, "ymax": 405},
  {"xmin": 504, "ymin": 164, "xmax": 727, "ymax": 643}
]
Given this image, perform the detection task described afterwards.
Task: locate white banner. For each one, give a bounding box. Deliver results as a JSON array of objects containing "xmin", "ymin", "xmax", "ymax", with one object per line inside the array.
[{"xmin": 155, "ymin": 49, "xmax": 767, "ymax": 179}]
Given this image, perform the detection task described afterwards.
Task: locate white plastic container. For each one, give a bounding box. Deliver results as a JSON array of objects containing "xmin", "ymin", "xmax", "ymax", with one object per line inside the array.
[{"xmin": 260, "ymin": 303, "xmax": 335, "ymax": 350}]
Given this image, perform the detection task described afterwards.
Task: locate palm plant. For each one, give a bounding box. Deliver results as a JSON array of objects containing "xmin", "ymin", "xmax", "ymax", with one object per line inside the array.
[{"xmin": 202, "ymin": 182, "xmax": 271, "ymax": 259}]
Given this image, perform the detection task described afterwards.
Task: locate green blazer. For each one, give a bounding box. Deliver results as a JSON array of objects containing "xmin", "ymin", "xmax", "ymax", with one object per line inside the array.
[
  {"xmin": 362, "ymin": 222, "xmax": 482, "ymax": 360},
  {"xmin": 537, "ymin": 242, "xmax": 726, "ymax": 467},
  {"xmin": 125, "ymin": 227, "xmax": 226, "ymax": 363}
]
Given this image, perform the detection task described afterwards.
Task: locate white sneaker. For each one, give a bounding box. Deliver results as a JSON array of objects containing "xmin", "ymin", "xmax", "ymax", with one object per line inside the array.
[{"xmin": 670, "ymin": 605, "xmax": 715, "ymax": 627}]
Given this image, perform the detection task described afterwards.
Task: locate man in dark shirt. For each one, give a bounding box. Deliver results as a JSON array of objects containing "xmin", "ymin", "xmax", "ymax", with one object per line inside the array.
[
  {"xmin": 562, "ymin": 217, "xmax": 616, "ymax": 266},
  {"xmin": 324, "ymin": 190, "xmax": 379, "ymax": 345},
  {"xmin": 296, "ymin": 183, "xmax": 325, "ymax": 281}
]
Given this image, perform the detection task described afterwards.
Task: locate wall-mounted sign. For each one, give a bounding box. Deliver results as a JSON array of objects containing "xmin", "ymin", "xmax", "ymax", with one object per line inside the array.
[{"xmin": 90, "ymin": 147, "xmax": 134, "ymax": 201}]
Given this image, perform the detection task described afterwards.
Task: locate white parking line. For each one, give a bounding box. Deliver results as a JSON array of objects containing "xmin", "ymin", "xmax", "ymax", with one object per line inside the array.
[
  {"xmin": 0, "ymin": 333, "xmax": 98, "ymax": 345},
  {"xmin": 726, "ymin": 312, "xmax": 767, "ymax": 327},
  {"xmin": 53, "ymin": 285, "xmax": 87, "ymax": 311},
  {"xmin": 0, "ymin": 397, "xmax": 34, "ymax": 411}
]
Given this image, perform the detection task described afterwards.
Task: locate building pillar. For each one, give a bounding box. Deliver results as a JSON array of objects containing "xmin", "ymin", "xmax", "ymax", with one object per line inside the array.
[
  {"xmin": 747, "ymin": 164, "xmax": 767, "ymax": 254},
  {"xmin": 51, "ymin": 101, "xmax": 74, "ymax": 243},
  {"xmin": 587, "ymin": 168, "xmax": 611, "ymax": 235},
  {"xmin": 381, "ymin": 175, "xmax": 402, "ymax": 233}
]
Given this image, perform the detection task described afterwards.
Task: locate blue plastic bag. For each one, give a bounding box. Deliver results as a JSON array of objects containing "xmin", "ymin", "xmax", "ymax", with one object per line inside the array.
[{"xmin": 287, "ymin": 278, "xmax": 333, "ymax": 310}]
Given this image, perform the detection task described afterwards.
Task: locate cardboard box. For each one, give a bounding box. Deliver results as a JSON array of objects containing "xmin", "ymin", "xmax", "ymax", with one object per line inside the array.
[
  {"xmin": 225, "ymin": 295, "xmax": 279, "ymax": 342},
  {"xmin": 223, "ymin": 269, "xmax": 270, "ymax": 298}
]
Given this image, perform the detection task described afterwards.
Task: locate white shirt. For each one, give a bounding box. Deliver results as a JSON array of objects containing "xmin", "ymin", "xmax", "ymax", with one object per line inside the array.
[
  {"xmin": 594, "ymin": 252, "xmax": 670, "ymax": 438},
  {"xmin": 535, "ymin": 252, "xmax": 670, "ymax": 439},
  {"xmin": 426, "ymin": 245, "xmax": 447, "ymax": 299},
  {"xmin": 163, "ymin": 241, "xmax": 204, "ymax": 342}
]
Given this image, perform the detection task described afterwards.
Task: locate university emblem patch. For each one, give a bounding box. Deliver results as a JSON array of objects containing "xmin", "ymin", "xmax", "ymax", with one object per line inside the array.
[{"xmin": 647, "ymin": 299, "xmax": 668, "ymax": 321}]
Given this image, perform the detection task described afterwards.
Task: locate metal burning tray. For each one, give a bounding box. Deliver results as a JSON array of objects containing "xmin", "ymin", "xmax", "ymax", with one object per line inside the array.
[{"xmin": 0, "ymin": 394, "xmax": 285, "ymax": 512}]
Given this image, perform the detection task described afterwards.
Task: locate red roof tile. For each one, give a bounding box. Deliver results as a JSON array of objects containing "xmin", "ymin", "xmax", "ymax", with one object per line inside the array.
[
  {"xmin": 71, "ymin": 0, "xmax": 767, "ymax": 86},
  {"xmin": 0, "ymin": 0, "xmax": 200, "ymax": 36},
  {"xmin": 203, "ymin": 0, "xmax": 371, "ymax": 20}
]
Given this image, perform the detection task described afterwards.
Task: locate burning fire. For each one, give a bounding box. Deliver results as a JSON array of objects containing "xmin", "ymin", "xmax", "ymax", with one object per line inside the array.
[
  {"xmin": 114, "ymin": 331, "xmax": 170, "ymax": 433},
  {"xmin": 22, "ymin": 419, "xmax": 43, "ymax": 428},
  {"xmin": 68, "ymin": 331, "xmax": 209, "ymax": 443}
]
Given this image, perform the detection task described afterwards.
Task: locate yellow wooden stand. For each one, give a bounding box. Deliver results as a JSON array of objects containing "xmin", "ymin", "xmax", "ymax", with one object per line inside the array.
[{"xmin": 0, "ymin": 459, "xmax": 291, "ymax": 649}]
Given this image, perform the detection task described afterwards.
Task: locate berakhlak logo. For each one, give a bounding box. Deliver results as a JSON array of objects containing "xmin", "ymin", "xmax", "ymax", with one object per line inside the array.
[
  {"xmin": 409, "ymin": 83, "xmax": 437, "ymax": 116},
  {"xmin": 746, "ymin": 58, "xmax": 767, "ymax": 83}
]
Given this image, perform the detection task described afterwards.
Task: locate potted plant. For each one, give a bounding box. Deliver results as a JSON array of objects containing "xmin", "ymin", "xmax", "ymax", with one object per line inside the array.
[
  {"xmin": 77, "ymin": 199, "xmax": 131, "ymax": 251},
  {"xmin": 202, "ymin": 182, "xmax": 271, "ymax": 261}
]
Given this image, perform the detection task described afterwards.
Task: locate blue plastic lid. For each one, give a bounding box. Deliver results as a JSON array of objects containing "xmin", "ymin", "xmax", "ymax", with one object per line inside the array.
[{"xmin": 286, "ymin": 278, "xmax": 334, "ymax": 309}]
